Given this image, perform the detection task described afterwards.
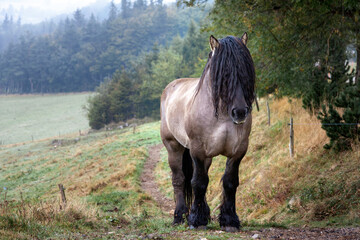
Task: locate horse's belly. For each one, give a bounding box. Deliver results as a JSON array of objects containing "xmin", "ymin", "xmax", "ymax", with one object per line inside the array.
[
  {"xmin": 166, "ymin": 100, "xmax": 191, "ymax": 148},
  {"xmin": 169, "ymin": 123, "xmax": 190, "ymax": 148}
]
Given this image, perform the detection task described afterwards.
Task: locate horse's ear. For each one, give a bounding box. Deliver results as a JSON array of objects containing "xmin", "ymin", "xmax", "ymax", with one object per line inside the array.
[
  {"xmin": 209, "ymin": 35, "xmax": 219, "ymax": 51},
  {"xmin": 241, "ymin": 32, "xmax": 248, "ymax": 45}
]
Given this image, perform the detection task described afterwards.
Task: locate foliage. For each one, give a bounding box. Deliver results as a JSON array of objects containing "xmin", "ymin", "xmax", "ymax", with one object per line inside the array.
[
  {"xmin": 318, "ymin": 78, "xmax": 360, "ymax": 151},
  {"xmin": 177, "ymin": 0, "xmax": 360, "ymax": 151},
  {"xmin": 0, "ymin": 1, "xmax": 207, "ymax": 94}
]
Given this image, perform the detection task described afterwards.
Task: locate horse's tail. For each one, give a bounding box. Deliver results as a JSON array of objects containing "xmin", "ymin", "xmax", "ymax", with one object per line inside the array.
[{"xmin": 182, "ymin": 148, "xmax": 193, "ymax": 209}]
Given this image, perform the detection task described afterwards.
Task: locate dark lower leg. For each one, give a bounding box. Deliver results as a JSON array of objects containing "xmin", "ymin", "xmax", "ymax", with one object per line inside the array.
[
  {"xmin": 219, "ymin": 158, "xmax": 241, "ymax": 229},
  {"xmin": 172, "ymin": 171, "xmax": 188, "ymax": 225},
  {"xmin": 188, "ymin": 157, "xmax": 210, "ymax": 228}
]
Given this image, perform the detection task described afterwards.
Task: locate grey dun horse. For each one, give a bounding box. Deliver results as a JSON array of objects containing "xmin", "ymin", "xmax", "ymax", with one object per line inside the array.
[{"xmin": 160, "ymin": 33, "xmax": 255, "ymax": 232}]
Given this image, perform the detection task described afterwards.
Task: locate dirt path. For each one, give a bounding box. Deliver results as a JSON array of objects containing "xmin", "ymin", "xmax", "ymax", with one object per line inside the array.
[
  {"xmin": 141, "ymin": 144, "xmax": 174, "ymax": 215},
  {"xmin": 244, "ymin": 227, "xmax": 360, "ymax": 240}
]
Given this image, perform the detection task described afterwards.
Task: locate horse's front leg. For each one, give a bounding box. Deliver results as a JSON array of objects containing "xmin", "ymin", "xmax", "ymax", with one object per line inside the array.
[
  {"xmin": 188, "ymin": 154, "xmax": 212, "ymax": 229},
  {"xmin": 219, "ymin": 155, "xmax": 244, "ymax": 232}
]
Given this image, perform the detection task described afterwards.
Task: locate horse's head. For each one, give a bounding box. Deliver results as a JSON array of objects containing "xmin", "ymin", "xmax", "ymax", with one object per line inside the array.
[{"xmin": 208, "ymin": 33, "xmax": 255, "ymax": 125}]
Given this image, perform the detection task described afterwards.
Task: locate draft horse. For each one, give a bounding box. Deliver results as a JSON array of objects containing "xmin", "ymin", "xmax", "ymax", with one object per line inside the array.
[{"xmin": 160, "ymin": 33, "xmax": 255, "ymax": 232}]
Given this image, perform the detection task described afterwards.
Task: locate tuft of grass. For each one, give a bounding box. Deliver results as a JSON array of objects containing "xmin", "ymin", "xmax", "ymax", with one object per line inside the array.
[{"xmin": 0, "ymin": 190, "xmax": 100, "ymax": 239}]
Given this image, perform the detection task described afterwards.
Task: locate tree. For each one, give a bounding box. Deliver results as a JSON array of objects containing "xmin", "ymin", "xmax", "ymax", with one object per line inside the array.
[
  {"xmin": 87, "ymin": 93, "xmax": 112, "ymax": 129},
  {"xmin": 121, "ymin": 0, "xmax": 130, "ymax": 19},
  {"xmin": 2, "ymin": 14, "xmax": 11, "ymax": 32},
  {"xmin": 177, "ymin": 0, "xmax": 360, "ymax": 151},
  {"xmin": 108, "ymin": 1, "xmax": 118, "ymax": 23},
  {"xmin": 109, "ymin": 70, "xmax": 135, "ymax": 121},
  {"xmin": 73, "ymin": 9, "xmax": 85, "ymax": 28},
  {"xmin": 180, "ymin": 21, "xmax": 208, "ymax": 77}
]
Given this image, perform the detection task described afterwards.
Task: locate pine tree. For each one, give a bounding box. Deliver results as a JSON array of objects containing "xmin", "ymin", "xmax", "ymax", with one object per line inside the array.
[
  {"xmin": 318, "ymin": 64, "xmax": 359, "ymax": 151},
  {"xmin": 109, "ymin": 70, "xmax": 135, "ymax": 122},
  {"xmin": 108, "ymin": 1, "xmax": 118, "ymax": 23},
  {"xmin": 73, "ymin": 9, "xmax": 85, "ymax": 28},
  {"xmin": 121, "ymin": 0, "xmax": 130, "ymax": 19}
]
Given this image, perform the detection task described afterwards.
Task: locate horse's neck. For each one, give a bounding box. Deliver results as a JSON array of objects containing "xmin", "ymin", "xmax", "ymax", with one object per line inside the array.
[
  {"xmin": 195, "ymin": 70, "xmax": 229, "ymax": 122},
  {"xmin": 192, "ymin": 71, "xmax": 219, "ymax": 119},
  {"xmin": 197, "ymin": 71, "xmax": 212, "ymax": 100}
]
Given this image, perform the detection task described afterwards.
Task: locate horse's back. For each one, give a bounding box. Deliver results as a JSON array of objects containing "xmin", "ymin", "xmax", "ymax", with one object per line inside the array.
[
  {"xmin": 161, "ymin": 78, "xmax": 199, "ymax": 148},
  {"xmin": 161, "ymin": 77, "xmax": 199, "ymax": 110},
  {"xmin": 161, "ymin": 78, "xmax": 198, "ymax": 99}
]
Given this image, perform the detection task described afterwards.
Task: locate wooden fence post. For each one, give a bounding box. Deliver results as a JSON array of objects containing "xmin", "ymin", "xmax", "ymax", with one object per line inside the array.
[
  {"xmin": 266, "ymin": 101, "xmax": 271, "ymax": 126},
  {"xmin": 289, "ymin": 117, "xmax": 294, "ymax": 158},
  {"xmin": 255, "ymin": 94, "xmax": 260, "ymax": 112},
  {"xmin": 58, "ymin": 184, "xmax": 67, "ymax": 209}
]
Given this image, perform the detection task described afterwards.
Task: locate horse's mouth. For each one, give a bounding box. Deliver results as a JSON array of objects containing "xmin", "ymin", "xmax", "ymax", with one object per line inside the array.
[{"xmin": 233, "ymin": 119, "xmax": 246, "ymax": 125}]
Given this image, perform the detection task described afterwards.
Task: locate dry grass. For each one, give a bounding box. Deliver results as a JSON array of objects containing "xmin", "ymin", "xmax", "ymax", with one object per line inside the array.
[{"xmin": 0, "ymin": 189, "xmax": 99, "ymax": 239}]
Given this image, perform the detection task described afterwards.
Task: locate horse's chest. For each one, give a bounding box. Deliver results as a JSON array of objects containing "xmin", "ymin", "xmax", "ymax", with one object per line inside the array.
[{"xmin": 194, "ymin": 124, "xmax": 242, "ymax": 158}]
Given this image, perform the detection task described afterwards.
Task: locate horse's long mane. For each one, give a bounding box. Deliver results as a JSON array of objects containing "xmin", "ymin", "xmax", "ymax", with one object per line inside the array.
[{"xmin": 197, "ymin": 36, "xmax": 255, "ymax": 116}]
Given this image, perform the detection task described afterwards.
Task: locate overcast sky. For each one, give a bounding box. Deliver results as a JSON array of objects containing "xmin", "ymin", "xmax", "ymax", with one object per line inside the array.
[{"xmin": 0, "ymin": 0, "xmax": 176, "ymax": 24}]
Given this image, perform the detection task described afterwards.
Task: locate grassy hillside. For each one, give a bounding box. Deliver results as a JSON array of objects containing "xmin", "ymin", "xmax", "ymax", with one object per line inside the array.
[
  {"xmin": 0, "ymin": 93, "xmax": 91, "ymax": 145},
  {"xmin": 0, "ymin": 98, "xmax": 359, "ymax": 239}
]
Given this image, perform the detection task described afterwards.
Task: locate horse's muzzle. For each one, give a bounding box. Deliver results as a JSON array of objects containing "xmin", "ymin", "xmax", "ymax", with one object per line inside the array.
[{"xmin": 231, "ymin": 107, "xmax": 249, "ymax": 125}]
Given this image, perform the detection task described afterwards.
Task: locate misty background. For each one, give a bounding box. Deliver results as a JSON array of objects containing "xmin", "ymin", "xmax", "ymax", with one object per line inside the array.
[{"xmin": 0, "ymin": 0, "xmax": 175, "ymax": 24}]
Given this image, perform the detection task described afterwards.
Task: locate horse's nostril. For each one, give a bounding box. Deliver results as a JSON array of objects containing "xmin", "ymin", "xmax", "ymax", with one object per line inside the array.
[
  {"xmin": 232, "ymin": 108, "xmax": 247, "ymax": 119},
  {"xmin": 231, "ymin": 108, "xmax": 237, "ymax": 117}
]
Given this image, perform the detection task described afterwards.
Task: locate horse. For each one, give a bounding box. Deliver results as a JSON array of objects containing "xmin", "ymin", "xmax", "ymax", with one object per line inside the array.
[{"xmin": 160, "ymin": 33, "xmax": 255, "ymax": 232}]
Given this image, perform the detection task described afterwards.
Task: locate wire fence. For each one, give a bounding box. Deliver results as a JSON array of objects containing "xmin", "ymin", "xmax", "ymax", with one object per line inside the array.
[{"xmin": 264, "ymin": 100, "xmax": 359, "ymax": 158}]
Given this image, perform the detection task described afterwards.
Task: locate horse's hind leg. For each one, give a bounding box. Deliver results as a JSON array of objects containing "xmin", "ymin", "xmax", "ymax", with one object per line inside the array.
[
  {"xmin": 219, "ymin": 155, "xmax": 244, "ymax": 232},
  {"xmin": 188, "ymin": 154, "xmax": 212, "ymax": 228},
  {"xmin": 163, "ymin": 138, "xmax": 190, "ymax": 225}
]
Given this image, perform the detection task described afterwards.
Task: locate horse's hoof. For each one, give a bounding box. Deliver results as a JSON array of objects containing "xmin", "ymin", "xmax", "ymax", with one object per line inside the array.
[
  {"xmin": 172, "ymin": 219, "xmax": 184, "ymax": 226},
  {"xmin": 189, "ymin": 225, "xmax": 207, "ymax": 230},
  {"xmin": 172, "ymin": 221, "xmax": 182, "ymax": 226},
  {"xmin": 221, "ymin": 226, "xmax": 239, "ymax": 232}
]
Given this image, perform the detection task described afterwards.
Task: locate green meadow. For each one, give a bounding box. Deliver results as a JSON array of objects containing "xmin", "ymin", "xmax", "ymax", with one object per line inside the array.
[{"xmin": 0, "ymin": 93, "xmax": 91, "ymax": 145}]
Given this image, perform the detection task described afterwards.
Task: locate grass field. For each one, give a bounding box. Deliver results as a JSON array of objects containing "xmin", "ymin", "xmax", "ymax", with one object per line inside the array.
[
  {"xmin": 0, "ymin": 93, "xmax": 91, "ymax": 145},
  {"xmin": 0, "ymin": 96, "xmax": 359, "ymax": 239}
]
